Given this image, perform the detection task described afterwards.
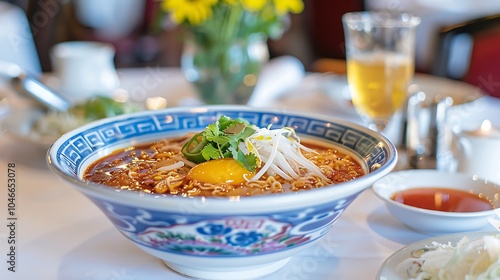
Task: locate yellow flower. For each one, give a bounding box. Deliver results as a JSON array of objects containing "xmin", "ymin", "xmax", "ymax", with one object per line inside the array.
[
  {"xmin": 161, "ymin": 0, "xmax": 218, "ymax": 25},
  {"xmin": 272, "ymin": 0, "xmax": 303, "ymax": 15},
  {"xmin": 241, "ymin": 0, "xmax": 267, "ymax": 12}
]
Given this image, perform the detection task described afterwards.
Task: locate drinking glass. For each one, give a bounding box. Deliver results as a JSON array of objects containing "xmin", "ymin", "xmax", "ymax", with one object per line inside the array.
[{"xmin": 342, "ymin": 12, "xmax": 420, "ymax": 132}]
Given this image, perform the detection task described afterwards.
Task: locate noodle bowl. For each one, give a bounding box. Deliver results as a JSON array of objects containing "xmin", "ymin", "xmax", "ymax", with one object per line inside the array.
[
  {"xmin": 83, "ymin": 135, "xmax": 365, "ymax": 197},
  {"xmin": 48, "ymin": 106, "xmax": 397, "ymax": 280}
]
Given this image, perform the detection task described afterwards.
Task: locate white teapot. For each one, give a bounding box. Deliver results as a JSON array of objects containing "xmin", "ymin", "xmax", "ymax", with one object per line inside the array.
[
  {"xmin": 51, "ymin": 41, "xmax": 119, "ymax": 103},
  {"xmin": 453, "ymin": 120, "xmax": 500, "ymax": 184}
]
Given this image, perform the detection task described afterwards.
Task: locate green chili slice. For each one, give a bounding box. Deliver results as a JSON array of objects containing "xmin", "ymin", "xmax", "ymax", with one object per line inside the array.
[{"xmin": 181, "ymin": 133, "xmax": 209, "ymax": 163}]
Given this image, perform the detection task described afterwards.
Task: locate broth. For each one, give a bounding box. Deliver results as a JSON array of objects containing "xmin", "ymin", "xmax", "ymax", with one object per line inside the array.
[
  {"xmin": 83, "ymin": 135, "xmax": 365, "ymax": 197},
  {"xmin": 391, "ymin": 187, "xmax": 493, "ymax": 212}
]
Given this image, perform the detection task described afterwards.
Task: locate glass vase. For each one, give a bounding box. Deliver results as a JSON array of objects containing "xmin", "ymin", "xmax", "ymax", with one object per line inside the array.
[{"xmin": 181, "ymin": 32, "xmax": 269, "ymax": 105}]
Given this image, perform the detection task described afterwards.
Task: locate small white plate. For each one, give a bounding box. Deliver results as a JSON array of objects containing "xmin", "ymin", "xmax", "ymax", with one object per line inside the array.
[
  {"xmin": 410, "ymin": 73, "xmax": 484, "ymax": 103},
  {"xmin": 377, "ymin": 231, "xmax": 498, "ymax": 280},
  {"xmin": 1, "ymin": 94, "xmax": 153, "ymax": 149},
  {"xmin": 2, "ymin": 107, "xmax": 57, "ymax": 148}
]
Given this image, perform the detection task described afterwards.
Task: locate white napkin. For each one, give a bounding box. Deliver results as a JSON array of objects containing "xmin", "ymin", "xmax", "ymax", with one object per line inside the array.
[{"xmin": 247, "ymin": 55, "xmax": 305, "ymax": 107}]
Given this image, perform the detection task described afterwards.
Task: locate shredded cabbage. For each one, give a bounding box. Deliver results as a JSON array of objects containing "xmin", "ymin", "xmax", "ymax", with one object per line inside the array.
[{"xmin": 397, "ymin": 234, "xmax": 500, "ymax": 280}]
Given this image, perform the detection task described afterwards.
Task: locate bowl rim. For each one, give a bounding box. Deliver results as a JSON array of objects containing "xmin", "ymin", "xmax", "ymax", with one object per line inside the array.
[
  {"xmin": 47, "ymin": 105, "xmax": 398, "ymax": 211},
  {"xmin": 372, "ymin": 169, "xmax": 499, "ymax": 217}
]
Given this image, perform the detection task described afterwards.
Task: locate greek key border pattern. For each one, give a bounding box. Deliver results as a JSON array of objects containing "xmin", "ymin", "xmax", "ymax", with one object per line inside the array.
[{"xmin": 56, "ymin": 111, "xmax": 387, "ymax": 176}]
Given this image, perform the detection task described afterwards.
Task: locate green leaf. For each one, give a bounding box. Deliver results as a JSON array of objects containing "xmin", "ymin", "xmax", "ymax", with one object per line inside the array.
[
  {"xmin": 236, "ymin": 150, "xmax": 257, "ymax": 172},
  {"xmin": 223, "ymin": 122, "xmax": 246, "ymax": 135},
  {"xmin": 69, "ymin": 96, "xmax": 139, "ymax": 120},
  {"xmin": 227, "ymin": 141, "xmax": 238, "ymax": 157},
  {"xmin": 235, "ymin": 126, "xmax": 256, "ymax": 141},
  {"xmin": 205, "ymin": 135, "xmax": 230, "ymax": 145},
  {"xmin": 182, "ymin": 115, "xmax": 258, "ymax": 170},
  {"xmin": 217, "ymin": 115, "xmax": 235, "ymax": 131},
  {"xmin": 203, "ymin": 122, "xmax": 220, "ymax": 138},
  {"xmin": 201, "ymin": 145, "xmax": 221, "ymax": 160}
]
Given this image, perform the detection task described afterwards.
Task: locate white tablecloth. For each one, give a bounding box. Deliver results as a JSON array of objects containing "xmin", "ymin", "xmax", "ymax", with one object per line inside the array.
[{"xmin": 0, "ymin": 68, "xmax": 494, "ymax": 280}]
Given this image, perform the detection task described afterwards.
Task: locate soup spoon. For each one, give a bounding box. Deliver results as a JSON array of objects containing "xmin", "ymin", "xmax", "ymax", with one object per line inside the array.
[{"xmin": 0, "ymin": 61, "xmax": 70, "ymax": 111}]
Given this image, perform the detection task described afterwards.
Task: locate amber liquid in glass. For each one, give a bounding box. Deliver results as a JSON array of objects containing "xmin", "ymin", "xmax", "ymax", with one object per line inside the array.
[{"xmin": 347, "ymin": 52, "xmax": 413, "ymax": 120}]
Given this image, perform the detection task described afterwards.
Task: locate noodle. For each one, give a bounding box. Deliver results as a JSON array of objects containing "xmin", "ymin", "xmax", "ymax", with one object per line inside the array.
[{"xmin": 83, "ymin": 135, "xmax": 365, "ymax": 197}]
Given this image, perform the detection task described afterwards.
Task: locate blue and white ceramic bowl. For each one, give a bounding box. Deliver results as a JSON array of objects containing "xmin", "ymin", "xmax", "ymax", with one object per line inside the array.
[{"xmin": 48, "ymin": 106, "xmax": 397, "ymax": 280}]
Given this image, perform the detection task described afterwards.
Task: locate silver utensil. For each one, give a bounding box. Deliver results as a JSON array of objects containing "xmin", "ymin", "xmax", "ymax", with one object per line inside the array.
[
  {"xmin": 11, "ymin": 72, "xmax": 71, "ymax": 111},
  {"xmin": 0, "ymin": 61, "xmax": 71, "ymax": 111}
]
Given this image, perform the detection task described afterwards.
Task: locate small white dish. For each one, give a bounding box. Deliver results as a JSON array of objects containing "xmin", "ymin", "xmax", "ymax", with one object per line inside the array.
[
  {"xmin": 2, "ymin": 95, "xmax": 149, "ymax": 149},
  {"xmin": 2, "ymin": 107, "xmax": 56, "ymax": 148},
  {"xmin": 373, "ymin": 169, "xmax": 500, "ymax": 234},
  {"xmin": 377, "ymin": 231, "xmax": 498, "ymax": 280}
]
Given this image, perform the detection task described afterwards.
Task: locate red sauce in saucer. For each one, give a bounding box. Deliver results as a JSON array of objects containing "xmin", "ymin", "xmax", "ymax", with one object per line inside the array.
[{"xmin": 391, "ymin": 187, "xmax": 493, "ymax": 212}]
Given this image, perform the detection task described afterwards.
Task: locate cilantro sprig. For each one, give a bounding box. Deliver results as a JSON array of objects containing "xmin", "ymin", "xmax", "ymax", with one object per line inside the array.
[{"xmin": 181, "ymin": 116, "xmax": 258, "ymax": 171}]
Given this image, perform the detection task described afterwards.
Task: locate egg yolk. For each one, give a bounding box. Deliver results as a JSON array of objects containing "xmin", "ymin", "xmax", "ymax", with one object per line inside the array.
[{"xmin": 187, "ymin": 158, "xmax": 254, "ymax": 185}]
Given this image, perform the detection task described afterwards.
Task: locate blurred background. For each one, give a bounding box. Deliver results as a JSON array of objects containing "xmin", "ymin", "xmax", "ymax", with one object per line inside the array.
[
  {"xmin": 0, "ymin": 0, "xmax": 364, "ymax": 73},
  {"xmin": 2, "ymin": 0, "xmax": 500, "ymax": 85}
]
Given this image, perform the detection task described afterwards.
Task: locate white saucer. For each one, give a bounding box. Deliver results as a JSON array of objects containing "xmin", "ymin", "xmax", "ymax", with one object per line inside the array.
[
  {"xmin": 377, "ymin": 231, "xmax": 498, "ymax": 279},
  {"xmin": 2, "ymin": 106, "xmax": 56, "ymax": 148}
]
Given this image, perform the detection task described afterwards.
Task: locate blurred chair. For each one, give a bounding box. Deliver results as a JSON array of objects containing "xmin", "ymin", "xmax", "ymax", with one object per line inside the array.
[
  {"xmin": 306, "ymin": 0, "xmax": 364, "ymax": 62},
  {"xmin": 431, "ymin": 14, "xmax": 500, "ymax": 98},
  {"xmin": 310, "ymin": 58, "xmax": 347, "ymax": 74},
  {"xmin": 305, "ymin": 0, "xmax": 364, "ymax": 74}
]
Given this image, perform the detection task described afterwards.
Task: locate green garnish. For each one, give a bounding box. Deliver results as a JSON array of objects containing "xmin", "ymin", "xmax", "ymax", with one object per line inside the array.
[
  {"xmin": 181, "ymin": 133, "xmax": 209, "ymax": 164},
  {"xmin": 181, "ymin": 116, "xmax": 258, "ymax": 171},
  {"xmin": 70, "ymin": 96, "xmax": 139, "ymax": 120}
]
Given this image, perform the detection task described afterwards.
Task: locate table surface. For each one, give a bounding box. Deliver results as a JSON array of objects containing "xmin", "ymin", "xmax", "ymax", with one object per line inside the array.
[{"xmin": 0, "ymin": 67, "xmax": 495, "ymax": 280}]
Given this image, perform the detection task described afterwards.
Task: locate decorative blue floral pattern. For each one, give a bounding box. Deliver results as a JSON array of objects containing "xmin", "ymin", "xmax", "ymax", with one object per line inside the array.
[
  {"xmin": 87, "ymin": 192, "xmax": 358, "ymax": 257},
  {"xmin": 197, "ymin": 224, "xmax": 232, "ymax": 236},
  {"xmin": 225, "ymin": 232, "xmax": 263, "ymax": 247}
]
